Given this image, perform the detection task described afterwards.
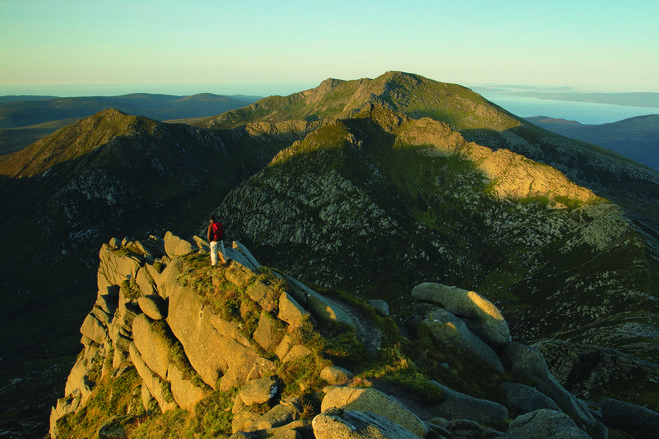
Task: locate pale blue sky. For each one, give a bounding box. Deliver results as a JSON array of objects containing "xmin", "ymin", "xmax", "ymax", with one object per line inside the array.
[{"xmin": 1, "ymin": 0, "xmax": 657, "ymax": 96}]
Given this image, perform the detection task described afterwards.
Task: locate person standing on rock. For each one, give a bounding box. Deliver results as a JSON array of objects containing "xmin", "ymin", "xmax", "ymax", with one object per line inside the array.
[{"xmin": 207, "ymin": 214, "xmax": 227, "ymax": 266}]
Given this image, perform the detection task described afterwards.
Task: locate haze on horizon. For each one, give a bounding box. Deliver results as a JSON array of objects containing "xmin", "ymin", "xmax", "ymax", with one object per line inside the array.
[{"xmin": 1, "ymin": 0, "xmax": 658, "ymax": 98}]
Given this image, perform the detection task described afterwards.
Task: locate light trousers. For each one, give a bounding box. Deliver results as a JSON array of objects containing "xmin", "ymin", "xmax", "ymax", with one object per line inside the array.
[{"xmin": 210, "ymin": 240, "xmax": 225, "ymax": 265}]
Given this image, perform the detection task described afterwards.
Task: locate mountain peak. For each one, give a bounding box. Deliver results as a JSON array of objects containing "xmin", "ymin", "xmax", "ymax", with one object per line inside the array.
[
  {"xmin": 0, "ymin": 108, "xmax": 141, "ymax": 179},
  {"xmin": 269, "ymin": 101, "xmax": 597, "ymax": 205},
  {"xmin": 379, "ymin": 70, "xmax": 424, "ymax": 85},
  {"xmin": 95, "ymin": 107, "xmax": 130, "ymax": 118},
  {"xmin": 3, "ymin": 72, "xmax": 659, "ymax": 438},
  {"xmin": 200, "ymin": 72, "xmax": 522, "ymax": 132}
]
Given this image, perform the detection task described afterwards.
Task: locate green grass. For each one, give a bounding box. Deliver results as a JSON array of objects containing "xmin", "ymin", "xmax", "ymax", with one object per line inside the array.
[
  {"xmin": 121, "ymin": 278, "xmax": 142, "ymax": 300},
  {"xmin": 55, "ymin": 364, "xmax": 235, "ymax": 439},
  {"xmin": 55, "ymin": 367, "xmax": 145, "ymax": 439},
  {"xmin": 180, "ymin": 252, "xmax": 509, "ymax": 411},
  {"xmin": 359, "ymin": 345, "xmax": 446, "ymax": 405},
  {"xmin": 313, "ymin": 286, "xmax": 508, "ymax": 406},
  {"xmin": 188, "ymin": 389, "xmax": 238, "ymax": 438},
  {"xmin": 125, "ymin": 388, "xmax": 239, "ymax": 439},
  {"xmin": 403, "ymin": 321, "xmax": 508, "ymax": 404}
]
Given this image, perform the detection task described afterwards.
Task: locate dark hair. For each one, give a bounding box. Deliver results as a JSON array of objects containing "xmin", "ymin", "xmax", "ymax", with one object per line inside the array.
[{"xmin": 210, "ymin": 214, "xmax": 216, "ymax": 222}]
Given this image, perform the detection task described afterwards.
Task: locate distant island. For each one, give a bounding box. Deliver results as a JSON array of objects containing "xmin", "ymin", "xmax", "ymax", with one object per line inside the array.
[{"xmin": 475, "ymin": 86, "xmax": 659, "ymax": 108}]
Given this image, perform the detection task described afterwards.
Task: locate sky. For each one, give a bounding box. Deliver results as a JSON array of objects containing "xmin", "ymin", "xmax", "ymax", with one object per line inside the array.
[{"xmin": 1, "ymin": 0, "xmax": 658, "ymax": 97}]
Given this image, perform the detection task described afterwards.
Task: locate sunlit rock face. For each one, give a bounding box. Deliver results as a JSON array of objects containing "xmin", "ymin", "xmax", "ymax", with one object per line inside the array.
[
  {"xmin": 411, "ymin": 283, "xmax": 511, "ymax": 346},
  {"xmin": 50, "ymin": 232, "xmax": 625, "ymax": 439}
]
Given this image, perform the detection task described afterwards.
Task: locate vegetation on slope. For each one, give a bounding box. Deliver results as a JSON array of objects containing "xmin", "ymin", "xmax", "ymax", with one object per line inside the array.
[
  {"xmin": 198, "ymin": 71, "xmax": 523, "ymax": 132},
  {"xmin": 0, "ymin": 109, "xmax": 285, "ymax": 438},
  {"xmin": 54, "ymin": 250, "xmax": 510, "ymax": 438},
  {"xmin": 216, "ymin": 103, "xmax": 659, "ymax": 389}
]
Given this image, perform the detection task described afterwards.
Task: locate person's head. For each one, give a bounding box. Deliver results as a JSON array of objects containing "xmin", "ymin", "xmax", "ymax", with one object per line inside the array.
[{"xmin": 210, "ymin": 214, "xmax": 216, "ymax": 223}]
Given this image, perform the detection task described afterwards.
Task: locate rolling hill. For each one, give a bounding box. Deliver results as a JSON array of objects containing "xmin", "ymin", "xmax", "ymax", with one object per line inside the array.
[
  {"xmin": 527, "ymin": 114, "xmax": 659, "ymax": 171},
  {"xmin": 0, "ymin": 93, "xmax": 260, "ymax": 157}
]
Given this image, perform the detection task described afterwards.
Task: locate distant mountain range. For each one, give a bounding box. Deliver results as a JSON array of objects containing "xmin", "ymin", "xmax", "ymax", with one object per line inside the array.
[
  {"xmin": 527, "ymin": 115, "xmax": 659, "ymax": 171},
  {"xmin": 1, "ymin": 72, "xmax": 658, "ymax": 438},
  {"xmin": 0, "ymin": 93, "xmax": 260, "ymax": 156}
]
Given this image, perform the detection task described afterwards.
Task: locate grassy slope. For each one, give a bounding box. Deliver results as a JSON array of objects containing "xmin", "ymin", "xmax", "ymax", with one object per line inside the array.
[
  {"xmin": 198, "ymin": 73, "xmax": 658, "ymax": 399},
  {"xmin": 197, "ymin": 71, "xmax": 654, "ymax": 203},
  {"xmin": 216, "ymin": 105, "xmax": 659, "ymax": 370},
  {"xmin": 226, "ymin": 112, "xmax": 644, "ymax": 312},
  {"xmin": 54, "ymin": 250, "xmax": 508, "ymax": 439}
]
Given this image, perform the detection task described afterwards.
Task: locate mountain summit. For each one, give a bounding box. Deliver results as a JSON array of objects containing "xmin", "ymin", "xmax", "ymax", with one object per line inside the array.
[
  {"xmin": 0, "ymin": 72, "xmax": 658, "ymax": 438},
  {"xmin": 200, "ymin": 71, "xmax": 522, "ymax": 132}
]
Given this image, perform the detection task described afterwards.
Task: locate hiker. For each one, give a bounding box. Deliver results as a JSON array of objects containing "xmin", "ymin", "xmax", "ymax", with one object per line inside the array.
[{"xmin": 207, "ymin": 214, "xmax": 227, "ymax": 266}]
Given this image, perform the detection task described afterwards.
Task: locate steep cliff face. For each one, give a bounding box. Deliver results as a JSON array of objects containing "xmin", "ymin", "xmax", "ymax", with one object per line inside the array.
[{"xmin": 54, "ymin": 232, "xmax": 659, "ymax": 438}]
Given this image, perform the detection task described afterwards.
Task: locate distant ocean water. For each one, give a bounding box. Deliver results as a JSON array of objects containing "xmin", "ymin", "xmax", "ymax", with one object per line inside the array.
[{"xmin": 480, "ymin": 94, "xmax": 659, "ymax": 125}]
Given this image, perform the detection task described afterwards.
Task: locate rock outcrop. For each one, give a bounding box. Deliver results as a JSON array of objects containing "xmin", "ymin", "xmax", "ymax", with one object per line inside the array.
[
  {"xmin": 411, "ymin": 283, "xmax": 511, "ymax": 346},
  {"xmin": 4, "ymin": 72, "xmax": 658, "ymax": 439},
  {"xmin": 503, "ymin": 409, "xmax": 591, "ymax": 438},
  {"xmin": 321, "ymin": 386, "xmax": 428, "ymax": 437},
  {"xmin": 49, "ymin": 232, "xmax": 657, "ymax": 439},
  {"xmin": 422, "ymin": 308, "xmax": 505, "ymax": 373},
  {"xmin": 601, "ymin": 398, "xmax": 659, "ymax": 439},
  {"xmin": 312, "ymin": 408, "xmax": 423, "ymax": 439}
]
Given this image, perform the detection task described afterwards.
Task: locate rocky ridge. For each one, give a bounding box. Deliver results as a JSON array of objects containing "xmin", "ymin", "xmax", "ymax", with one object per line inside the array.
[
  {"xmin": 50, "ymin": 231, "xmax": 659, "ymax": 438},
  {"xmin": 216, "ymin": 103, "xmax": 657, "ymax": 370},
  {"xmin": 0, "ymin": 104, "xmax": 325, "ymax": 438}
]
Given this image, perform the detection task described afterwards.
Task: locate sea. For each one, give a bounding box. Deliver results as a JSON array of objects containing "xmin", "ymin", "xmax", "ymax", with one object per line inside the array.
[{"xmin": 477, "ymin": 93, "xmax": 659, "ymax": 125}]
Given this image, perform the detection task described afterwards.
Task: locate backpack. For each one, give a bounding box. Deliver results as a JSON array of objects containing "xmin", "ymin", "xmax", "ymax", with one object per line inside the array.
[{"xmin": 210, "ymin": 222, "xmax": 224, "ymax": 241}]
